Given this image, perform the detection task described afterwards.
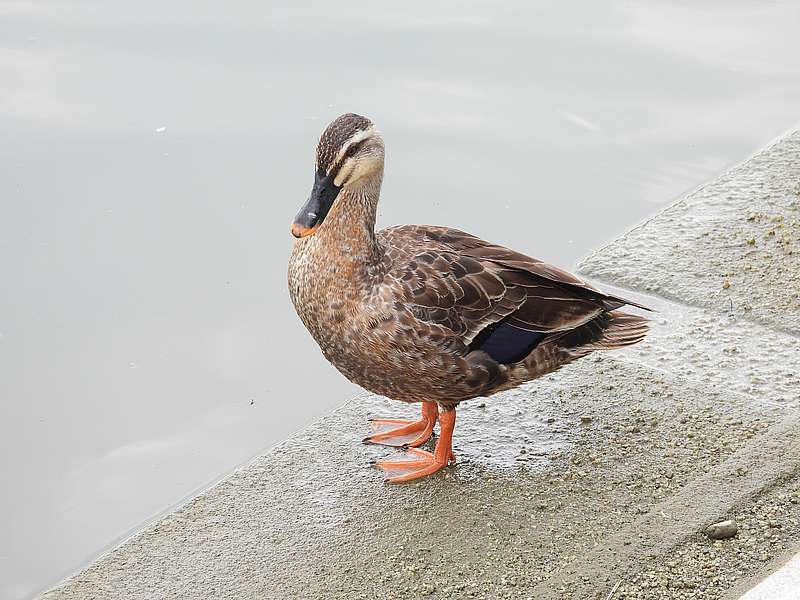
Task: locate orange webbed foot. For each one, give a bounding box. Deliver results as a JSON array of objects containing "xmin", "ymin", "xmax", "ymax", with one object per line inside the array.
[
  {"xmin": 373, "ymin": 408, "xmax": 457, "ymax": 483},
  {"xmin": 374, "ymin": 446, "xmax": 456, "ymax": 483},
  {"xmin": 363, "ymin": 401, "xmax": 437, "ymax": 447}
]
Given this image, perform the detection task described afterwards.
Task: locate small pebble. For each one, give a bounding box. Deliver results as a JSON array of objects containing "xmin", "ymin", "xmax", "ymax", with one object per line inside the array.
[{"xmin": 705, "ymin": 519, "xmax": 738, "ymax": 540}]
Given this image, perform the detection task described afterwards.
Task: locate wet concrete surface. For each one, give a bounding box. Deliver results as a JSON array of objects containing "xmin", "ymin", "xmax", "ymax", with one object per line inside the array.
[
  {"xmin": 41, "ymin": 132, "xmax": 800, "ymax": 599},
  {"xmin": 597, "ymin": 283, "xmax": 800, "ymax": 409}
]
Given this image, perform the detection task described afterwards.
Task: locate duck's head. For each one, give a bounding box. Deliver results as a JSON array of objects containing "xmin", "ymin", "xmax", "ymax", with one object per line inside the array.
[{"xmin": 291, "ymin": 113, "xmax": 385, "ymax": 239}]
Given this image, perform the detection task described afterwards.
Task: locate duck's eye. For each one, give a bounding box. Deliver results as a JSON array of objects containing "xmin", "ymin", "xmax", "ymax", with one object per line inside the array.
[{"xmin": 344, "ymin": 143, "xmax": 360, "ymax": 158}]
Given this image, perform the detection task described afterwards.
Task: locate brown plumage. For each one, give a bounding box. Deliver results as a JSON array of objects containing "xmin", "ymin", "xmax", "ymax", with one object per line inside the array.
[{"xmin": 288, "ymin": 113, "xmax": 650, "ymax": 482}]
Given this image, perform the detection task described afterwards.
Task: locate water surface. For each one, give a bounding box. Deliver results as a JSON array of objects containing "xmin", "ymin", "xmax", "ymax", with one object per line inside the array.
[{"xmin": 2, "ymin": 1, "xmax": 800, "ymax": 598}]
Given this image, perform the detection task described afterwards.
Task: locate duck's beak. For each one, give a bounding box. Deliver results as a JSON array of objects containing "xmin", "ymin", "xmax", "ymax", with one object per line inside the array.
[{"xmin": 291, "ymin": 170, "xmax": 341, "ymax": 238}]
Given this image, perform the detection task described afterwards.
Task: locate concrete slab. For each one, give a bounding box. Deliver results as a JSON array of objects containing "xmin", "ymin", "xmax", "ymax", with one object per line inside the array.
[
  {"xmin": 41, "ymin": 359, "xmax": 787, "ymax": 600},
  {"xmin": 580, "ymin": 130, "xmax": 800, "ymax": 334}
]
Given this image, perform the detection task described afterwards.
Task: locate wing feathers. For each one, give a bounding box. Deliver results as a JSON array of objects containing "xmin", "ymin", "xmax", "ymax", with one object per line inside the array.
[{"xmin": 379, "ymin": 225, "xmax": 649, "ymax": 348}]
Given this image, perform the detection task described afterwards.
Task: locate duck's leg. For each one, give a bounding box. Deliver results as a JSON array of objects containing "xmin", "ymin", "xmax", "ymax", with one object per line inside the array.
[
  {"xmin": 363, "ymin": 401, "xmax": 438, "ymax": 447},
  {"xmin": 375, "ymin": 407, "xmax": 456, "ymax": 483}
]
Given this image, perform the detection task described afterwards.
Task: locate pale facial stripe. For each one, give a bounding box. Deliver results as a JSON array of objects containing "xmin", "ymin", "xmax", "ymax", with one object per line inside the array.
[{"xmin": 330, "ymin": 126, "xmax": 375, "ymax": 171}]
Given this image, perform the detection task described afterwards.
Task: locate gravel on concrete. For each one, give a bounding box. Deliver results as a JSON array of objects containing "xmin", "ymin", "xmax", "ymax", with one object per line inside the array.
[
  {"xmin": 527, "ymin": 411, "xmax": 800, "ymax": 599},
  {"xmin": 615, "ymin": 471, "xmax": 800, "ymax": 600}
]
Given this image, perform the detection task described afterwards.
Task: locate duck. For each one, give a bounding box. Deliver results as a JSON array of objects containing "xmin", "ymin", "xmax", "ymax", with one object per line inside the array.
[{"xmin": 288, "ymin": 113, "xmax": 649, "ymax": 483}]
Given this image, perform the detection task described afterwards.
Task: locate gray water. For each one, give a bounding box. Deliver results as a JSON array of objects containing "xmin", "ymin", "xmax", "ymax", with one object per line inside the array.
[{"xmin": 2, "ymin": 1, "xmax": 800, "ymax": 598}]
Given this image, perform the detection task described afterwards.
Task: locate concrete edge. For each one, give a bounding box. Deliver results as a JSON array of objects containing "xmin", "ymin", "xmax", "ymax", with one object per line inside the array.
[{"xmin": 725, "ymin": 542, "xmax": 800, "ymax": 599}]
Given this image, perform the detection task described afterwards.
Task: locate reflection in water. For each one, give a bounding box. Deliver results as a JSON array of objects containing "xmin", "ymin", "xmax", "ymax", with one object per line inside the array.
[{"xmin": 1, "ymin": 1, "xmax": 800, "ymax": 598}]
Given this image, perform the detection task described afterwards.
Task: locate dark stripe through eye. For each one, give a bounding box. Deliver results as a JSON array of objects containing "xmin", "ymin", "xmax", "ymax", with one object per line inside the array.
[
  {"xmin": 329, "ymin": 139, "xmax": 364, "ymax": 179},
  {"xmin": 344, "ymin": 141, "xmax": 361, "ymax": 158}
]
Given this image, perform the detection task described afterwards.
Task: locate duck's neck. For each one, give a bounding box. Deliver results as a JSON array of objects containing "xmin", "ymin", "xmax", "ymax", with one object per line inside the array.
[{"xmin": 316, "ymin": 174, "xmax": 384, "ymax": 269}]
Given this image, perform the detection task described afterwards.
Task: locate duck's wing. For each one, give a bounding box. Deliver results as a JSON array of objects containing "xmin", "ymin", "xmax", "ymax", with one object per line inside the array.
[{"xmin": 380, "ymin": 225, "xmax": 649, "ymax": 351}]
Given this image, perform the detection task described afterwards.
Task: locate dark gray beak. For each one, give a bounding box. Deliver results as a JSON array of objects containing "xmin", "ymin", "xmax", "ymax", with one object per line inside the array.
[{"xmin": 291, "ymin": 170, "xmax": 341, "ymax": 238}]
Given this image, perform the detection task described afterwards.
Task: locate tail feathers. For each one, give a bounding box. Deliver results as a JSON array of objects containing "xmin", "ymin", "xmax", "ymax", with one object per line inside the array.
[
  {"xmin": 504, "ymin": 310, "xmax": 649, "ymax": 389},
  {"xmin": 553, "ymin": 310, "xmax": 649, "ymax": 354},
  {"xmin": 584, "ymin": 310, "xmax": 649, "ymax": 351}
]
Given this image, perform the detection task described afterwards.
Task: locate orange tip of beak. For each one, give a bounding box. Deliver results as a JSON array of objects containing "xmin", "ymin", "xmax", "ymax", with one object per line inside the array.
[{"xmin": 291, "ymin": 222, "xmax": 319, "ymax": 238}]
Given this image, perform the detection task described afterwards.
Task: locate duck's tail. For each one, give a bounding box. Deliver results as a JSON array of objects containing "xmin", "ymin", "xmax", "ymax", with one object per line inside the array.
[
  {"xmin": 499, "ymin": 310, "xmax": 650, "ymax": 394},
  {"xmin": 556, "ymin": 310, "xmax": 650, "ymax": 354},
  {"xmin": 591, "ymin": 310, "xmax": 650, "ymax": 350}
]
